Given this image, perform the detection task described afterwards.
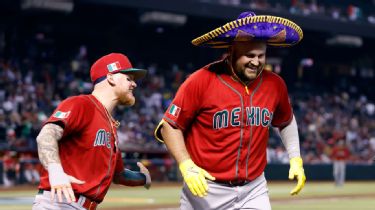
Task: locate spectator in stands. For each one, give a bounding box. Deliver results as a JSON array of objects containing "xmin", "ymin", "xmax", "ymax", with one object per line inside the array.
[
  {"xmin": 2, "ymin": 151, "xmax": 20, "ymax": 187},
  {"xmin": 20, "ymin": 153, "xmax": 40, "ymax": 185},
  {"xmin": 23, "ymin": 162, "xmax": 40, "ymax": 185}
]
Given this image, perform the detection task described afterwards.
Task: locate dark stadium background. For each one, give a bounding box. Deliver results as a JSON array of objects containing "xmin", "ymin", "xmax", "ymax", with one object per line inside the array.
[{"xmin": 0, "ymin": 0, "xmax": 374, "ymax": 187}]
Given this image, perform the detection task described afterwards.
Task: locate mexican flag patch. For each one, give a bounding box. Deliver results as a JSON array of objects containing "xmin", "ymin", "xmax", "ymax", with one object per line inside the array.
[
  {"xmin": 107, "ymin": 62, "xmax": 121, "ymax": 72},
  {"xmin": 53, "ymin": 111, "xmax": 71, "ymax": 119},
  {"xmin": 169, "ymin": 104, "xmax": 181, "ymax": 117}
]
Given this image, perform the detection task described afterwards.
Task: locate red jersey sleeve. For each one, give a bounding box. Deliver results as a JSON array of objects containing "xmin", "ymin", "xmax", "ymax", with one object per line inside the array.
[
  {"xmin": 46, "ymin": 96, "xmax": 92, "ymax": 137},
  {"xmin": 163, "ymin": 69, "xmax": 207, "ymax": 131},
  {"xmin": 271, "ymin": 76, "xmax": 293, "ymax": 128}
]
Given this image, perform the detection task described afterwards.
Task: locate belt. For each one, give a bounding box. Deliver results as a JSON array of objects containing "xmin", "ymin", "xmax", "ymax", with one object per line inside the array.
[
  {"xmin": 38, "ymin": 189, "xmax": 98, "ymax": 210},
  {"xmin": 213, "ymin": 179, "xmax": 250, "ymax": 187}
]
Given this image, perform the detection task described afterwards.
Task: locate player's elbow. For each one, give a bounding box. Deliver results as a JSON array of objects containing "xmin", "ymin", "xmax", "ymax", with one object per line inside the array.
[{"xmin": 112, "ymin": 173, "xmax": 121, "ymax": 184}]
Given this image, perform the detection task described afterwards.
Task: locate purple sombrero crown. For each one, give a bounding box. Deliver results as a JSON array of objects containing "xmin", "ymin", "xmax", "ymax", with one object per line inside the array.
[{"xmin": 192, "ymin": 11, "xmax": 303, "ymax": 48}]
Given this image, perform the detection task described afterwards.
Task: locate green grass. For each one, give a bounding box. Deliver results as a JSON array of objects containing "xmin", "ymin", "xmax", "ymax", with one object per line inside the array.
[
  {"xmin": 0, "ymin": 182, "xmax": 374, "ymax": 210},
  {"xmin": 270, "ymin": 182, "xmax": 375, "ymax": 210}
]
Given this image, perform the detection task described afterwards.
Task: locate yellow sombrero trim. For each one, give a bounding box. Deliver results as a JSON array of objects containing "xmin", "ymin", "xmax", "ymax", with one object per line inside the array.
[
  {"xmin": 248, "ymin": 16, "xmax": 252, "ymax": 24},
  {"xmin": 229, "ymin": 22, "xmax": 235, "ymax": 29},
  {"xmin": 233, "ymin": 21, "xmax": 238, "ymax": 28},
  {"xmin": 192, "ymin": 15, "xmax": 303, "ymax": 47},
  {"xmin": 237, "ymin": 19, "xmax": 242, "ymax": 27}
]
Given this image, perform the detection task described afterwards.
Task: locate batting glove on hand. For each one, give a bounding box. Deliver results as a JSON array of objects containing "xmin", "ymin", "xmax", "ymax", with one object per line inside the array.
[
  {"xmin": 48, "ymin": 163, "xmax": 85, "ymax": 203},
  {"xmin": 179, "ymin": 159, "xmax": 215, "ymax": 197},
  {"xmin": 288, "ymin": 157, "xmax": 306, "ymax": 195}
]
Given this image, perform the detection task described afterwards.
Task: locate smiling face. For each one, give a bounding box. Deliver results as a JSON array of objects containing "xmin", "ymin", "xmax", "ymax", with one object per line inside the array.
[
  {"xmin": 110, "ymin": 73, "xmax": 137, "ymax": 106},
  {"xmin": 230, "ymin": 41, "xmax": 267, "ymax": 83}
]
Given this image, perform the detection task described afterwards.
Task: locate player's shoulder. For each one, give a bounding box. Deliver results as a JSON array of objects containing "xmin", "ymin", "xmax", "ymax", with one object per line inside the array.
[
  {"xmin": 190, "ymin": 65, "xmax": 216, "ymax": 78},
  {"xmin": 262, "ymin": 70, "xmax": 286, "ymax": 84},
  {"xmin": 60, "ymin": 95, "xmax": 96, "ymax": 111},
  {"xmin": 187, "ymin": 59, "xmax": 225, "ymax": 80},
  {"xmin": 62, "ymin": 95, "xmax": 91, "ymax": 104},
  {"xmin": 181, "ymin": 66, "xmax": 214, "ymax": 88}
]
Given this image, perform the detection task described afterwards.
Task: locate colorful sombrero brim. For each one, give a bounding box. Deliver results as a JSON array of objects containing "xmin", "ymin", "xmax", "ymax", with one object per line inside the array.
[{"xmin": 192, "ymin": 15, "xmax": 303, "ymax": 48}]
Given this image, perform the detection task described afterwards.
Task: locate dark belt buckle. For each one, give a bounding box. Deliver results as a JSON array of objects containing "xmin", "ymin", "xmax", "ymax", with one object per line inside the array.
[{"xmin": 229, "ymin": 180, "xmax": 248, "ymax": 186}]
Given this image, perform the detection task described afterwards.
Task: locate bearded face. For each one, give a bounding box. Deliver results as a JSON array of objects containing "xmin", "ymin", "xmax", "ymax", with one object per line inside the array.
[
  {"xmin": 118, "ymin": 89, "xmax": 135, "ymax": 106},
  {"xmin": 231, "ymin": 41, "xmax": 267, "ymax": 82},
  {"xmin": 112, "ymin": 73, "xmax": 137, "ymax": 106}
]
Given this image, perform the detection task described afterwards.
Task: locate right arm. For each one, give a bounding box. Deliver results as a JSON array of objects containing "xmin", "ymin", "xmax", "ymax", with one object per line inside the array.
[
  {"xmin": 156, "ymin": 69, "xmax": 215, "ymax": 197},
  {"xmin": 160, "ymin": 122, "xmax": 190, "ymax": 164},
  {"xmin": 160, "ymin": 122, "xmax": 215, "ymax": 197},
  {"xmin": 36, "ymin": 123, "xmax": 84, "ymax": 203}
]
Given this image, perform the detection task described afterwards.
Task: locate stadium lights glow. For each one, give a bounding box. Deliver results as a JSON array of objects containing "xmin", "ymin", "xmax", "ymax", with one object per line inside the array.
[
  {"xmin": 140, "ymin": 11, "xmax": 187, "ymax": 26},
  {"xmin": 326, "ymin": 35, "xmax": 363, "ymax": 47},
  {"xmin": 21, "ymin": 0, "xmax": 74, "ymax": 13}
]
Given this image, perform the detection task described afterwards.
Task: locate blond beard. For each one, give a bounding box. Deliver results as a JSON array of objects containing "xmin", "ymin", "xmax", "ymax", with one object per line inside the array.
[{"xmin": 119, "ymin": 94, "xmax": 135, "ymax": 106}]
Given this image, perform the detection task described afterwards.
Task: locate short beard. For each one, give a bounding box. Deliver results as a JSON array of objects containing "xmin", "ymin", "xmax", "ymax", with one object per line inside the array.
[
  {"xmin": 119, "ymin": 96, "xmax": 135, "ymax": 106},
  {"xmin": 243, "ymin": 65, "xmax": 264, "ymax": 81}
]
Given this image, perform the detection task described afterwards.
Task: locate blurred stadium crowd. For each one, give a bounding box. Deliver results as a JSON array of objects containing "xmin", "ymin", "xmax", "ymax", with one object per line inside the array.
[
  {"xmin": 0, "ymin": 0, "xmax": 374, "ymax": 186},
  {"xmin": 209, "ymin": 0, "xmax": 375, "ymax": 24},
  {"xmin": 0, "ymin": 47, "xmax": 374, "ymax": 185}
]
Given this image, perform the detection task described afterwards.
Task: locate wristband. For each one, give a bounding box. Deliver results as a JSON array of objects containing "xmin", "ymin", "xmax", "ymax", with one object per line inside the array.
[{"xmin": 48, "ymin": 163, "xmax": 70, "ymax": 187}]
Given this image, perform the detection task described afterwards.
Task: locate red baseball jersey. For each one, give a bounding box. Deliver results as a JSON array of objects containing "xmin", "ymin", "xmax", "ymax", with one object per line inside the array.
[
  {"xmin": 331, "ymin": 146, "xmax": 351, "ymax": 161},
  {"xmin": 163, "ymin": 60, "xmax": 293, "ymax": 181},
  {"xmin": 38, "ymin": 94, "xmax": 124, "ymax": 203}
]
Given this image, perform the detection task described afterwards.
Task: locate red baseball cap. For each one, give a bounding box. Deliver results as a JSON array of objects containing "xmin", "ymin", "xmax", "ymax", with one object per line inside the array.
[{"xmin": 90, "ymin": 53, "xmax": 147, "ymax": 84}]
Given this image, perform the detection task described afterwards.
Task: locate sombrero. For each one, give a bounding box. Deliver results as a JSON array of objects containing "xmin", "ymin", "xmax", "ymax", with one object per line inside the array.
[{"xmin": 192, "ymin": 11, "xmax": 303, "ymax": 48}]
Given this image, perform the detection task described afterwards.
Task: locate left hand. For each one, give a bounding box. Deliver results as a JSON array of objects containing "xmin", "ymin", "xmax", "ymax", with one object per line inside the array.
[
  {"xmin": 137, "ymin": 162, "xmax": 151, "ymax": 189},
  {"xmin": 288, "ymin": 157, "xmax": 306, "ymax": 195}
]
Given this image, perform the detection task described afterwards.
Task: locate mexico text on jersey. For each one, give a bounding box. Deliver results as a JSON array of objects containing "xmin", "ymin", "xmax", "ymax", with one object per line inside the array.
[{"xmin": 163, "ymin": 60, "xmax": 293, "ymax": 181}]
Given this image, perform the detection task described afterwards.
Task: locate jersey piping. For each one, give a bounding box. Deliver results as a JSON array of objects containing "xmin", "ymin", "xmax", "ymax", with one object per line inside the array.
[
  {"xmin": 217, "ymin": 74, "xmax": 244, "ymax": 180},
  {"xmin": 245, "ymin": 74, "xmax": 263, "ymax": 178},
  {"xmin": 87, "ymin": 95, "xmax": 116, "ymax": 201}
]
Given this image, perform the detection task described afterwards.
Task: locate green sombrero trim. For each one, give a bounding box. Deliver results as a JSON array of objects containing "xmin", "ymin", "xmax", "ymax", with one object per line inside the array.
[{"xmin": 192, "ymin": 15, "xmax": 303, "ymax": 47}]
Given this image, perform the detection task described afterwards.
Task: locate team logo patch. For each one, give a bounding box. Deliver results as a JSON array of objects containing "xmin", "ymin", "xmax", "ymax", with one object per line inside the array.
[
  {"xmin": 93, "ymin": 129, "xmax": 111, "ymax": 149},
  {"xmin": 53, "ymin": 111, "xmax": 71, "ymax": 119},
  {"xmin": 169, "ymin": 104, "xmax": 181, "ymax": 117},
  {"xmin": 107, "ymin": 61, "xmax": 121, "ymax": 72}
]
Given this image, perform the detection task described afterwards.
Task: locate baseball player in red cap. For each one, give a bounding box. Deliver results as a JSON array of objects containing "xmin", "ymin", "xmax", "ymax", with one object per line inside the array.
[
  {"xmin": 155, "ymin": 11, "xmax": 306, "ymax": 209},
  {"xmin": 33, "ymin": 53, "xmax": 151, "ymax": 210}
]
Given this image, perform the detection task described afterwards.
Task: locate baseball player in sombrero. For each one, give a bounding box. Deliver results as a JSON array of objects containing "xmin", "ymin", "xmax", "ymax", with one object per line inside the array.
[{"xmin": 155, "ymin": 11, "xmax": 306, "ymax": 210}]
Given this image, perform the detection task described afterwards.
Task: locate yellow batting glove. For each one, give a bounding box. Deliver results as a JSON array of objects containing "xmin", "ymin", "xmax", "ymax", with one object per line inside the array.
[
  {"xmin": 179, "ymin": 159, "xmax": 215, "ymax": 197},
  {"xmin": 288, "ymin": 157, "xmax": 306, "ymax": 195}
]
